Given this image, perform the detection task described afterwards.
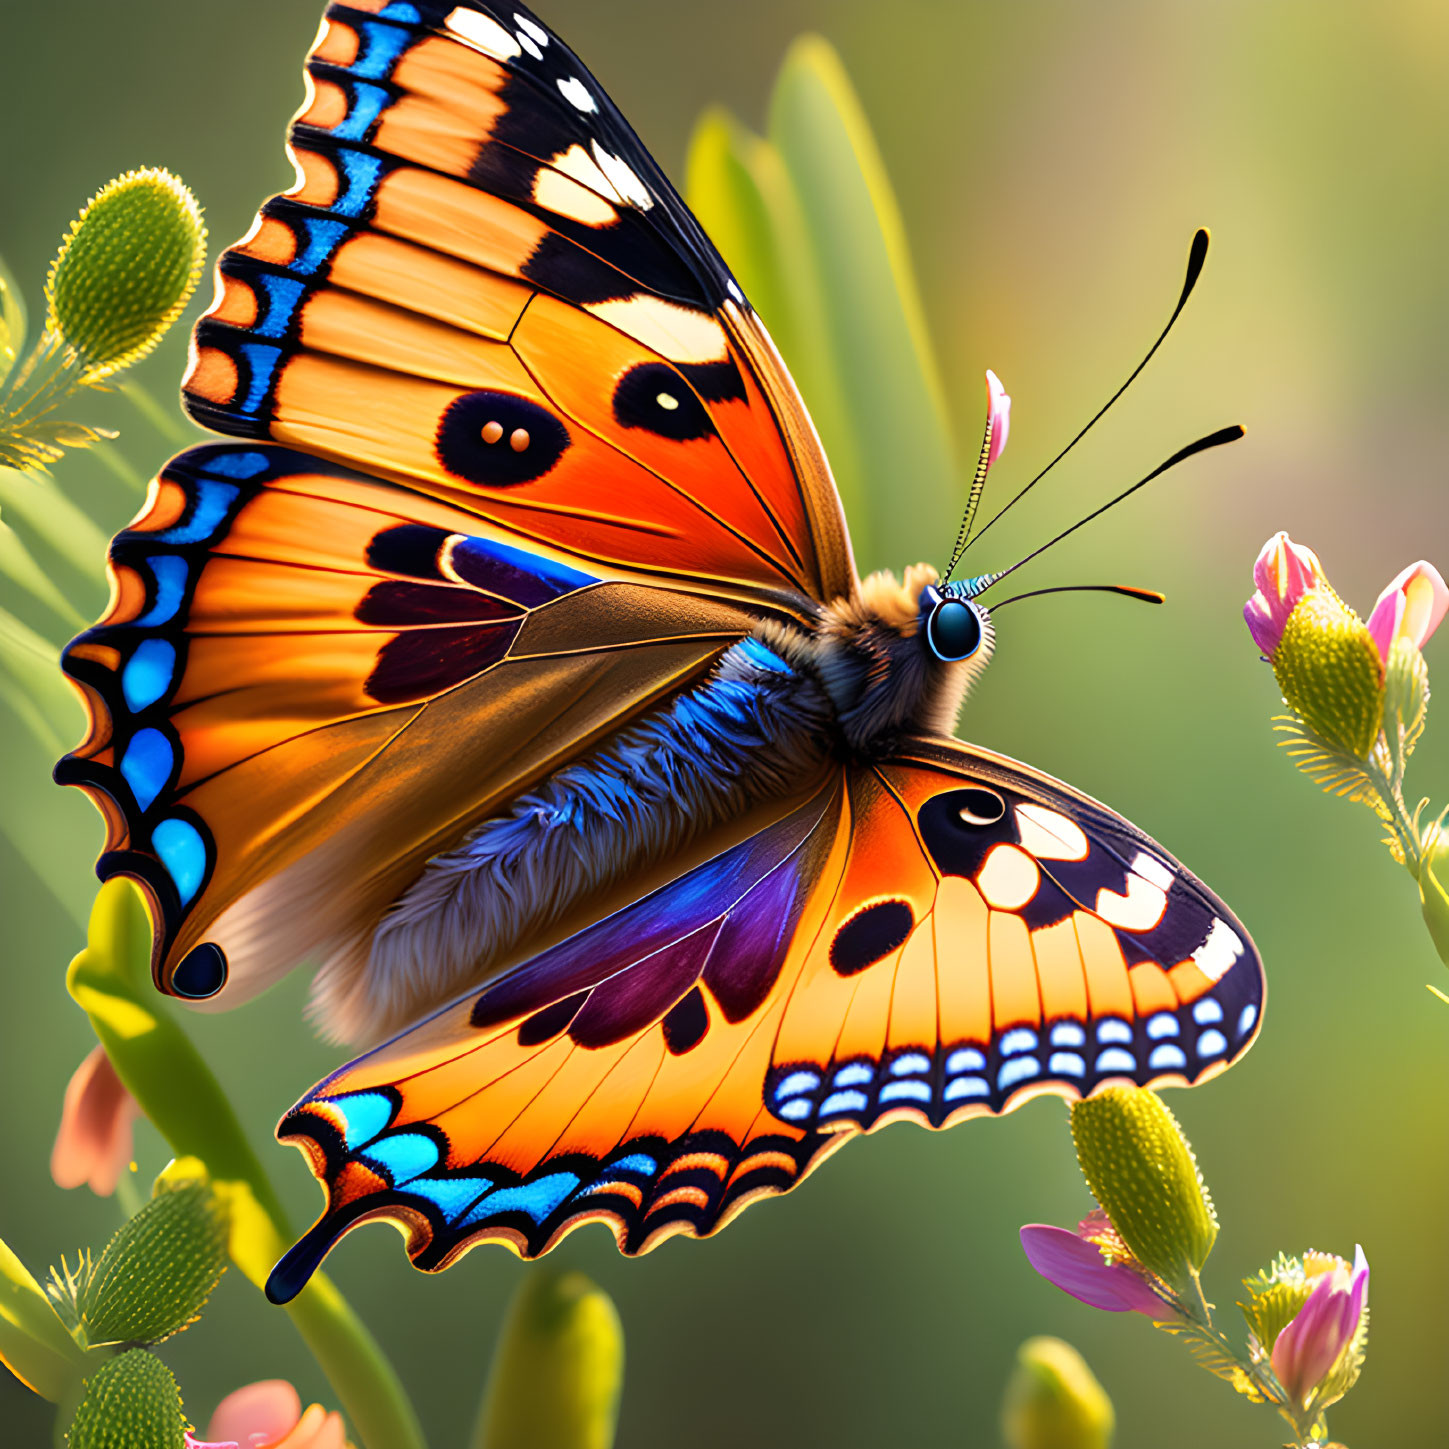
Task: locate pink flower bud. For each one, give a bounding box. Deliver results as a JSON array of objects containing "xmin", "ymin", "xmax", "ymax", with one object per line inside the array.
[
  {"xmin": 191, "ymin": 1379, "xmax": 348, "ymax": 1448},
  {"xmin": 1270, "ymin": 1246, "xmax": 1369, "ymax": 1409},
  {"xmin": 1019, "ymin": 1224, "xmax": 1176, "ymax": 1319},
  {"xmin": 1244, "ymin": 531, "xmax": 1328, "ymax": 658},
  {"xmin": 50, "ymin": 1043, "xmax": 140, "ymax": 1197},
  {"xmin": 1365, "ymin": 560, "xmax": 1449, "ymax": 666},
  {"xmin": 985, "ymin": 369, "xmax": 1011, "ymax": 467}
]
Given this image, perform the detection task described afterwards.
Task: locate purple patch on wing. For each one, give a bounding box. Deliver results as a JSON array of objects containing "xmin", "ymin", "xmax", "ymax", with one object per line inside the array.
[
  {"xmin": 469, "ymin": 797, "xmax": 829, "ymax": 1035},
  {"xmin": 569, "ymin": 921, "xmax": 720, "ymax": 1049},
  {"xmin": 365, "ymin": 621, "xmax": 517, "ymax": 704},
  {"xmin": 703, "ymin": 855, "xmax": 813, "ymax": 1022},
  {"xmin": 356, "ymin": 581, "xmax": 520, "ymax": 627}
]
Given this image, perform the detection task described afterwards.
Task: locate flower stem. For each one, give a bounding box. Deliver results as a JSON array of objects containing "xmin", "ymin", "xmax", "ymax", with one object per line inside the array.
[{"xmin": 66, "ymin": 879, "xmax": 427, "ymax": 1449}]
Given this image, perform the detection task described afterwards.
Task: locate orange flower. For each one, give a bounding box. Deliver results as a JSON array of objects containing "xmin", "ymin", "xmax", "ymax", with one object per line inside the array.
[
  {"xmin": 188, "ymin": 1380, "xmax": 349, "ymax": 1449},
  {"xmin": 50, "ymin": 1043, "xmax": 140, "ymax": 1196}
]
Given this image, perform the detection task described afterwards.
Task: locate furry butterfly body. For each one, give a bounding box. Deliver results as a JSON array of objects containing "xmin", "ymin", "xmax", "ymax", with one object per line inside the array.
[{"xmin": 55, "ymin": 0, "xmax": 1263, "ymax": 1300}]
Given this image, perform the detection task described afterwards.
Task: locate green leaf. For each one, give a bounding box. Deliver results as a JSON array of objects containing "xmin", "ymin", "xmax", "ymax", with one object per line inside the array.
[
  {"xmin": 473, "ymin": 1272, "xmax": 625, "ymax": 1449},
  {"xmin": 1000, "ymin": 1336, "xmax": 1114, "ymax": 1449},
  {"xmin": 77, "ymin": 1183, "xmax": 228, "ymax": 1347},
  {"xmin": 768, "ymin": 36, "xmax": 958, "ymax": 572},
  {"xmin": 0, "ymin": 466, "xmax": 111, "ymax": 589},
  {"xmin": 66, "ymin": 1348, "xmax": 186, "ymax": 1449},
  {"xmin": 0, "ymin": 1234, "xmax": 88, "ymax": 1403},
  {"xmin": 0, "ymin": 603, "xmax": 78, "ymax": 755},
  {"xmin": 0, "ymin": 516, "xmax": 87, "ymax": 627},
  {"xmin": 1070, "ymin": 1086, "xmax": 1218, "ymax": 1299},
  {"xmin": 685, "ymin": 109, "xmax": 865, "ymax": 543},
  {"xmin": 0, "ymin": 253, "xmax": 26, "ymax": 382}
]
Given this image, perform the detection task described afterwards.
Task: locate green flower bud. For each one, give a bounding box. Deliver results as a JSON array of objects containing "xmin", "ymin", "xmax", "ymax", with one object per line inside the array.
[
  {"xmin": 1417, "ymin": 812, "xmax": 1449, "ymax": 969},
  {"xmin": 1070, "ymin": 1087, "xmax": 1217, "ymax": 1299},
  {"xmin": 1238, "ymin": 1252, "xmax": 1320, "ymax": 1360},
  {"xmin": 1382, "ymin": 635, "xmax": 1430, "ymax": 757},
  {"xmin": 78, "ymin": 1181, "xmax": 227, "ymax": 1347},
  {"xmin": 1001, "ymin": 1337, "xmax": 1114, "ymax": 1449},
  {"xmin": 1272, "ymin": 588, "xmax": 1384, "ymax": 759},
  {"xmin": 473, "ymin": 1272, "xmax": 624, "ymax": 1449},
  {"xmin": 66, "ymin": 1348, "xmax": 186, "ymax": 1449},
  {"xmin": 45, "ymin": 169, "xmax": 205, "ymax": 380},
  {"xmin": 0, "ymin": 253, "xmax": 25, "ymax": 382}
]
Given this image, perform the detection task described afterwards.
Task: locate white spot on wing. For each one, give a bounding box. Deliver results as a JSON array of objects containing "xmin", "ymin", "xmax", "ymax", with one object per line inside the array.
[
  {"xmin": 515, "ymin": 12, "xmax": 549, "ymax": 45},
  {"xmin": 445, "ymin": 8, "xmax": 522, "ymax": 59},
  {"xmin": 558, "ymin": 75, "xmax": 597, "ymax": 113},
  {"xmin": 1094, "ymin": 873, "xmax": 1168, "ymax": 931},
  {"xmin": 977, "ymin": 845, "xmax": 1040, "ymax": 910},
  {"xmin": 1131, "ymin": 851, "xmax": 1174, "ymax": 891},
  {"xmin": 586, "ymin": 295, "xmax": 729, "ymax": 363},
  {"xmin": 1193, "ymin": 918, "xmax": 1244, "ymax": 982},
  {"xmin": 550, "ymin": 144, "xmax": 624, "ymax": 204},
  {"xmin": 515, "ymin": 30, "xmax": 543, "ymax": 60},
  {"xmin": 1015, "ymin": 804, "xmax": 1089, "ymax": 861},
  {"xmin": 727, "ymin": 279, "xmax": 745, "ymax": 303},
  {"xmin": 532, "ymin": 167, "xmax": 618, "ymax": 226},
  {"xmin": 591, "ymin": 141, "xmax": 654, "ymax": 210}
]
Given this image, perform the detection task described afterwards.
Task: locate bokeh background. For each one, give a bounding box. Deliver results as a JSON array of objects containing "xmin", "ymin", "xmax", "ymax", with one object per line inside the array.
[{"xmin": 2, "ymin": 1, "xmax": 1447, "ymax": 1444}]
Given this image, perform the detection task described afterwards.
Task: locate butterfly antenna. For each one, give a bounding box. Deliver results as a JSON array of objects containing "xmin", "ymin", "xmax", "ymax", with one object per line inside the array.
[
  {"xmin": 976, "ymin": 424, "xmax": 1244, "ymax": 594},
  {"xmin": 989, "ymin": 583, "xmax": 1166, "ymax": 610},
  {"xmin": 942, "ymin": 371, "xmax": 1009, "ymax": 582},
  {"xmin": 962, "ymin": 228, "xmax": 1211, "ymax": 560}
]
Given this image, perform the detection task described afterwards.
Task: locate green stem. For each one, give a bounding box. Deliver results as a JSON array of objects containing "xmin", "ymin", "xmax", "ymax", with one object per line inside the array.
[
  {"xmin": 1366, "ymin": 752, "xmax": 1422, "ymax": 874},
  {"xmin": 66, "ymin": 879, "xmax": 426, "ymax": 1449}
]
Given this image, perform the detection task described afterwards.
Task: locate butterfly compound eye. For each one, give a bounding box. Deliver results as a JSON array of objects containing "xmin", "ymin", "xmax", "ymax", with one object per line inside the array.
[{"xmin": 926, "ymin": 598, "xmax": 983, "ymax": 662}]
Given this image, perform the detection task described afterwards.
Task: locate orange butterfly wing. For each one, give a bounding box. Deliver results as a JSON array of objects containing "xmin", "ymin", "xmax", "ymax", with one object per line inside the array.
[
  {"xmin": 184, "ymin": 0, "xmax": 852, "ymax": 604},
  {"xmin": 266, "ymin": 741, "xmax": 1261, "ymax": 1296},
  {"xmin": 60, "ymin": 0, "xmax": 859, "ymax": 1020}
]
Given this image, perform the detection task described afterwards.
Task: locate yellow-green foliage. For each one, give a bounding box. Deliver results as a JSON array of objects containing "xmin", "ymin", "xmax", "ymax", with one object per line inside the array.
[
  {"xmin": 1001, "ymin": 1337, "xmax": 1115, "ymax": 1449},
  {"xmin": 46, "ymin": 168, "xmax": 205, "ymax": 379},
  {"xmin": 1273, "ymin": 588, "xmax": 1384, "ymax": 759},
  {"xmin": 1071, "ymin": 1087, "xmax": 1217, "ymax": 1297},
  {"xmin": 66, "ymin": 1349, "xmax": 186, "ymax": 1449},
  {"xmin": 474, "ymin": 1272, "xmax": 624, "ymax": 1449},
  {"xmin": 79, "ymin": 1182, "xmax": 227, "ymax": 1347}
]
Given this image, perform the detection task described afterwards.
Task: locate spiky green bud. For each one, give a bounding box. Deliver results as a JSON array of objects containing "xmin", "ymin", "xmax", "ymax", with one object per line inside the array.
[
  {"xmin": 78, "ymin": 1182, "xmax": 227, "ymax": 1347},
  {"xmin": 46, "ymin": 169, "xmax": 205, "ymax": 380},
  {"xmin": 1418, "ymin": 812, "xmax": 1449, "ymax": 968},
  {"xmin": 66, "ymin": 1348, "xmax": 186, "ymax": 1449},
  {"xmin": 0, "ymin": 254, "xmax": 25, "ymax": 382},
  {"xmin": 1272, "ymin": 588, "xmax": 1384, "ymax": 759},
  {"xmin": 1001, "ymin": 1337, "xmax": 1114, "ymax": 1449},
  {"xmin": 1070, "ymin": 1087, "xmax": 1217, "ymax": 1299},
  {"xmin": 473, "ymin": 1272, "xmax": 624, "ymax": 1449}
]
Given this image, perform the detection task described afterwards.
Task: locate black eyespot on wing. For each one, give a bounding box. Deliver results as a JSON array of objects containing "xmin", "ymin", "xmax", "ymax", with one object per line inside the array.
[
  {"xmin": 613, "ymin": 362, "xmax": 715, "ymax": 442},
  {"xmin": 830, "ymin": 900, "xmax": 914, "ymax": 977},
  {"xmin": 517, "ymin": 991, "xmax": 588, "ymax": 1046},
  {"xmin": 172, "ymin": 942, "xmax": 228, "ymax": 999},
  {"xmin": 677, "ymin": 357, "xmax": 747, "ymax": 405},
  {"xmin": 662, "ymin": 986, "xmax": 709, "ymax": 1055},
  {"xmin": 436, "ymin": 391, "xmax": 570, "ymax": 487},
  {"xmin": 918, "ymin": 789, "xmax": 1012, "ymax": 877},
  {"xmin": 355, "ymin": 582, "xmax": 518, "ymax": 627}
]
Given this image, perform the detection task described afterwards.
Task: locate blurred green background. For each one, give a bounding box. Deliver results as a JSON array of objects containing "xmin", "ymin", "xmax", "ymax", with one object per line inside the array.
[{"xmin": 2, "ymin": 1, "xmax": 1447, "ymax": 1444}]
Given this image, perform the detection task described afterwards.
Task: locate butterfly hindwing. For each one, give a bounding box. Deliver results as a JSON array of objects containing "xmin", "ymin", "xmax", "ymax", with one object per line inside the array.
[
  {"xmin": 57, "ymin": 443, "xmax": 763, "ymax": 1015},
  {"xmin": 266, "ymin": 742, "xmax": 1261, "ymax": 1294},
  {"xmin": 183, "ymin": 0, "xmax": 851, "ymax": 604}
]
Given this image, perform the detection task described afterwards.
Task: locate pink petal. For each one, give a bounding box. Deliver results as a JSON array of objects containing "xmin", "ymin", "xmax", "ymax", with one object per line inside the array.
[
  {"xmin": 1369, "ymin": 561, "xmax": 1449, "ymax": 660},
  {"xmin": 186, "ymin": 1436, "xmax": 240, "ymax": 1449},
  {"xmin": 1019, "ymin": 1225, "xmax": 1172, "ymax": 1318},
  {"xmin": 1244, "ymin": 593, "xmax": 1284, "ymax": 658},
  {"xmin": 985, "ymin": 370, "xmax": 1011, "ymax": 467},
  {"xmin": 50, "ymin": 1044, "xmax": 140, "ymax": 1197},
  {"xmin": 207, "ymin": 1381, "xmax": 303, "ymax": 1447},
  {"xmin": 1245, "ymin": 532, "xmax": 1328, "ymax": 660},
  {"xmin": 273, "ymin": 1405, "xmax": 347, "ymax": 1449},
  {"xmin": 1270, "ymin": 1247, "xmax": 1368, "ymax": 1407},
  {"xmin": 1366, "ymin": 588, "xmax": 1405, "ymax": 668}
]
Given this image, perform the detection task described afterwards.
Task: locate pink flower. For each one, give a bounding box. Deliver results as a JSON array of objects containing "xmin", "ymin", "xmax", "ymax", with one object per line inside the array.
[
  {"xmin": 1019, "ymin": 1221, "xmax": 1177, "ymax": 1319},
  {"xmin": 985, "ymin": 369, "xmax": 1011, "ymax": 467},
  {"xmin": 1270, "ymin": 1246, "xmax": 1370, "ymax": 1409},
  {"xmin": 1365, "ymin": 561, "xmax": 1449, "ymax": 666},
  {"xmin": 188, "ymin": 1380, "xmax": 348, "ymax": 1449},
  {"xmin": 50, "ymin": 1043, "xmax": 140, "ymax": 1197},
  {"xmin": 1244, "ymin": 531, "xmax": 1328, "ymax": 658}
]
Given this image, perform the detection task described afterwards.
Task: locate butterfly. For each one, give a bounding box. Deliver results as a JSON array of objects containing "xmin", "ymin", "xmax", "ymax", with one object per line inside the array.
[{"xmin": 55, "ymin": 0, "xmax": 1263, "ymax": 1303}]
